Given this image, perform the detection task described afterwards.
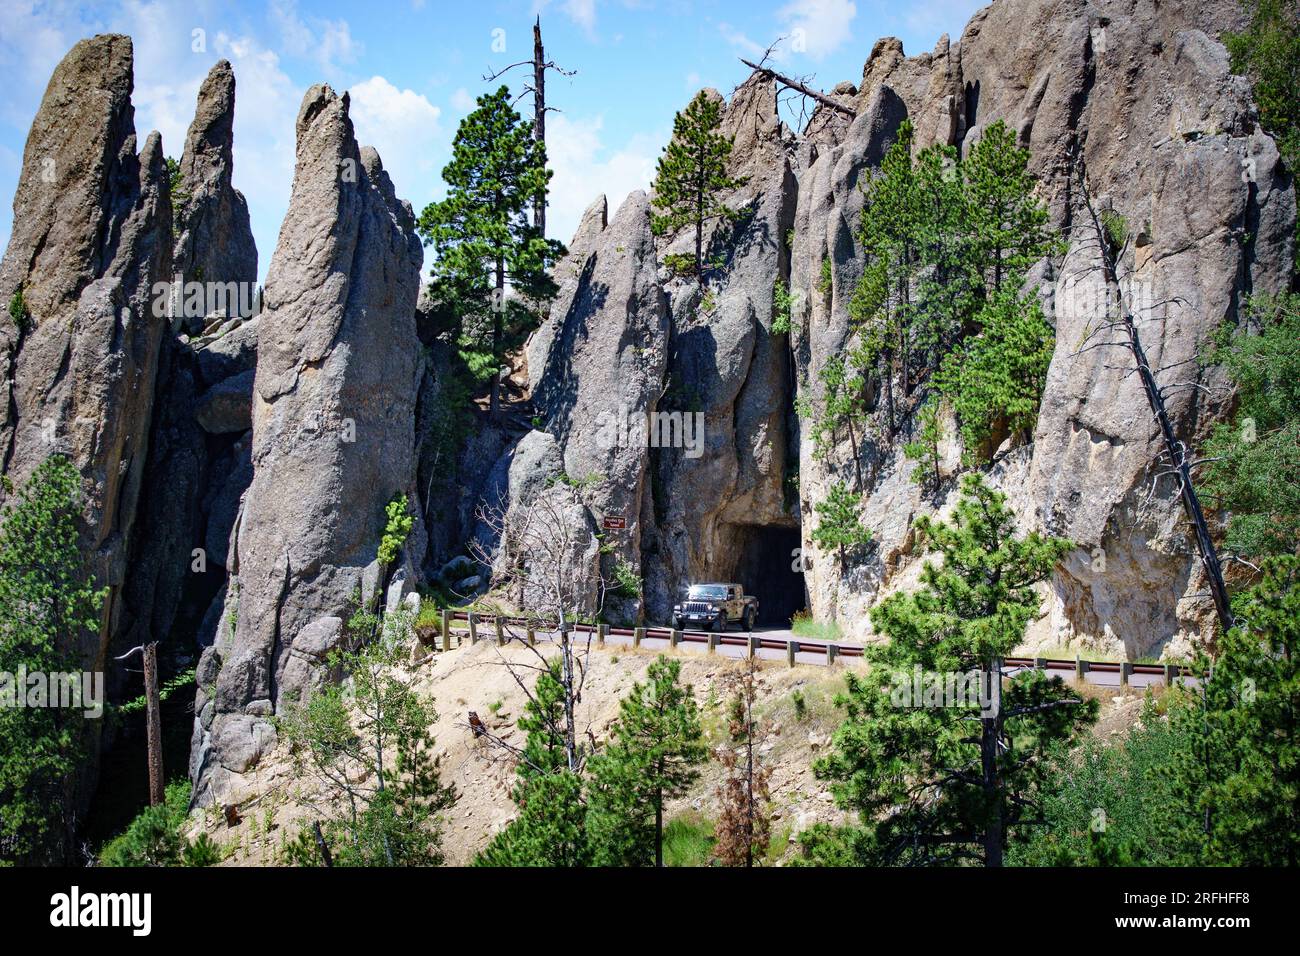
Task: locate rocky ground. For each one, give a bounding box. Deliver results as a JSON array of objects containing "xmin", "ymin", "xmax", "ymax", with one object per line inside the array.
[{"xmin": 188, "ymin": 637, "xmax": 1153, "ymax": 866}]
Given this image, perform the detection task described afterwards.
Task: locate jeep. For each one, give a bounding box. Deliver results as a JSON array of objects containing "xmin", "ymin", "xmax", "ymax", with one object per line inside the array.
[{"xmin": 671, "ymin": 582, "xmax": 759, "ymax": 632}]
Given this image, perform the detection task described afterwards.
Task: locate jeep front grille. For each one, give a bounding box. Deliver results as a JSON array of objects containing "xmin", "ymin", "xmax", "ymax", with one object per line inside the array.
[{"xmin": 682, "ymin": 602, "xmax": 715, "ymax": 614}]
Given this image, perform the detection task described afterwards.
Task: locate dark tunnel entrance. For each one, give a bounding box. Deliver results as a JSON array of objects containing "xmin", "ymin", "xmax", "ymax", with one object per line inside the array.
[{"xmin": 722, "ymin": 523, "xmax": 807, "ymax": 627}]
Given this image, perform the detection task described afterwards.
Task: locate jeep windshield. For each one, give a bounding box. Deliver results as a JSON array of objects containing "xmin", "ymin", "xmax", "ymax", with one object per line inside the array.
[{"xmin": 686, "ymin": 585, "xmax": 727, "ymax": 601}]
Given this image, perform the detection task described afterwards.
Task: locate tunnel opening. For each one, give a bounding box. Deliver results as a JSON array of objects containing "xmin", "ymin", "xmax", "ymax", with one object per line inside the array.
[{"xmin": 720, "ymin": 523, "xmax": 807, "ymax": 627}]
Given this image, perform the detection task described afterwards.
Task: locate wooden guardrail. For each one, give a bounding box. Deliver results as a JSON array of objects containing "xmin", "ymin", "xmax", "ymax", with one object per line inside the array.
[{"xmin": 422, "ymin": 610, "xmax": 1189, "ymax": 685}]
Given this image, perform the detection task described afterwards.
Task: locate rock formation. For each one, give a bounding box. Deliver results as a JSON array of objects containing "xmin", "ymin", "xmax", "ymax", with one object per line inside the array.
[
  {"xmin": 121, "ymin": 59, "xmax": 259, "ymax": 663},
  {"xmin": 0, "ymin": 34, "xmax": 172, "ymax": 839},
  {"xmin": 789, "ymin": 0, "xmax": 1295, "ymax": 657},
  {"xmin": 0, "ymin": 33, "xmax": 171, "ymax": 666},
  {"xmin": 192, "ymin": 84, "xmax": 424, "ymax": 805}
]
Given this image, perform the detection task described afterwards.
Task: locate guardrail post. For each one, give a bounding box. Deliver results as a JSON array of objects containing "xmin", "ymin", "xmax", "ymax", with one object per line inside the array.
[
  {"xmin": 634, "ymin": 627, "xmax": 645, "ymax": 648},
  {"xmin": 1075, "ymin": 655, "xmax": 1087, "ymax": 681},
  {"xmin": 495, "ymin": 616, "xmax": 505, "ymax": 646},
  {"xmin": 1034, "ymin": 656, "xmax": 1047, "ymax": 671},
  {"xmin": 526, "ymin": 626, "xmax": 536, "ymax": 647},
  {"xmin": 440, "ymin": 609, "xmax": 451, "ymax": 652},
  {"xmin": 468, "ymin": 612, "xmax": 479, "ymax": 644},
  {"xmin": 597, "ymin": 623, "xmax": 607, "ymax": 647},
  {"xmin": 786, "ymin": 641, "xmax": 797, "ymax": 667},
  {"xmin": 707, "ymin": 633, "xmax": 718, "ymax": 655},
  {"xmin": 826, "ymin": 644, "xmax": 838, "ymax": 667},
  {"xmin": 746, "ymin": 635, "xmax": 757, "ymax": 659},
  {"xmin": 1120, "ymin": 661, "xmax": 1133, "ymax": 688},
  {"xmin": 1163, "ymin": 663, "xmax": 1174, "ymax": 684},
  {"xmin": 670, "ymin": 628, "xmax": 681, "ymax": 649}
]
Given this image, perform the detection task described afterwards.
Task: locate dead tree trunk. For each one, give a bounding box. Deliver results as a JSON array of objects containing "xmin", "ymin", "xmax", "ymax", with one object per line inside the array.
[
  {"xmin": 533, "ymin": 19, "xmax": 546, "ymax": 236},
  {"xmin": 143, "ymin": 642, "xmax": 164, "ymax": 807},
  {"xmin": 1077, "ymin": 160, "xmax": 1236, "ymax": 634},
  {"xmin": 739, "ymin": 58, "xmax": 856, "ymax": 118}
]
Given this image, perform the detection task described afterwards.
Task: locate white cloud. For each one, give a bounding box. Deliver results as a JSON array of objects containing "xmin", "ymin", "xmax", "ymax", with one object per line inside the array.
[
  {"xmin": 546, "ymin": 112, "xmax": 661, "ymax": 246},
  {"xmin": 348, "ymin": 76, "xmax": 443, "ymax": 213},
  {"xmin": 269, "ymin": 0, "xmax": 360, "ymax": 76},
  {"xmin": 719, "ymin": 22, "xmax": 770, "ymax": 61},
  {"xmin": 534, "ymin": 0, "xmax": 600, "ymax": 40},
  {"xmin": 778, "ymin": 0, "xmax": 857, "ymax": 60}
]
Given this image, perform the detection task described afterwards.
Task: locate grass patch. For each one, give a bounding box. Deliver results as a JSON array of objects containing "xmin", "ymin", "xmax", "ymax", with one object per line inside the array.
[
  {"xmin": 790, "ymin": 612, "xmax": 842, "ymax": 642},
  {"xmin": 664, "ymin": 811, "xmax": 715, "ymax": 867}
]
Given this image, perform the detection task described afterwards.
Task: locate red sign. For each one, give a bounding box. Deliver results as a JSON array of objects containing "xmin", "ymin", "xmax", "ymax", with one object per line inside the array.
[{"xmin": 602, "ymin": 516, "xmax": 627, "ymax": 530}]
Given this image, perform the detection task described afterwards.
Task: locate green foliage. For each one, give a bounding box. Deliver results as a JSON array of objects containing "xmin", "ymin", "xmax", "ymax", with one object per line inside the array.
[
  {"xmin": 98, "ymin": 781, "xmax": 221, "ymax": 867},
  {"xmin": 475, "ymin": 769, "xmax": 591, "ymax": 867},
  {"xmin": 810, "ymin": 482, "xmax": 871, "ymax": 568},
  {"xmin": 662, "ymin": 812, "xmax": 716, "ymax": 867},
  {"xmin": 650, "ymin": 91, "xmax": 747, "ymax": 282},
  {"xmin": 277, "ymin": 609, "xmax": 457, "ymax": 867},
  {"xmin": 816, "ymin": 257, "xmax": 833, "ymax": 297},
  {"xmin": 164, "ymin": 155, "xmax": 190, "ymax": 230},
  {"xmin": 790, "ymin": 610, "xmax": 842, "ymax": 641},
  {"xmin": 1163, "ymin": 556, "xmax": 1300, "ymax": 865},
  {"xmin": 1009, "ymin": 703, "xmax": 1194, "ymax": 866},
  {"xmin": 587, "ymin": 656, "xmax": 707, "ymax": 866},
  {"xmin": 417, "ymin": 86, "xmax": 564, "ymax": 409},
  {"xmin": 378, "ymin": 494, "xmax": 414, "ymax": 567},
  {"xmin": 772, "ymin": 278, "xmax": 794, "ymax": 334},
  {"xmin": 7, "ymin": 286, "xmax": 30, "ymax": 335},
  {"xmin": 0, "ymin": 456, "xmax": 105, "ymax": 865},
  {"xmin": 1100, "ymin": 209, "xmax": 1128, "ymax": 255},
  {"xmin": 1201, "ymin": 293, "xmax": 1300, "ymax": 559},
  {"xmin": 903, "ymin": 396, "xmax": 944, "ymax": 491},
  {"xmin": 935, "ymin": 289, "xmax": 1055, "ymax": 458},
  {"xmin": 1225, "ymin": 0, "xmax": 1300, "ymax": 270},
  {"xmin": 611, "ymin": 558, "xmax": 642, "ymax": 601},
  {"xmin": 114, "ymin": 668, "xmax": 195, "ymax": 718},
  {"xmin": 812, "ymin": 475, "xmax": 1092, "ymax": 865}
]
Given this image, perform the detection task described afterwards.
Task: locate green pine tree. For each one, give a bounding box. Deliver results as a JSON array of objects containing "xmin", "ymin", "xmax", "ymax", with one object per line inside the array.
[
  {"xmin": 1201, "ymin": 292, "xmax": 1300, "ymax": 559},
  {"xmin": 475, "ymin": 660, "xmax": 591, "ymax": 866},
  {"xmin": 810, "ymin": 481, "xmax": 872, "ymax": 569},
  {"xmin": 811, "ymin": 475, "xmax": 1094, "ymax": 866},
  {"xmin": 1164, "ymin": 556, "xmax": 1300, "ymax": 865},
  {"xmin": 587, "ymin": 656, "xmax": 706, "ymax": 867},
  {"xmin": 904, "ymin": 396, "xmax": 944, "ymax": 492},
  {"xmin": 0, "ymin": 455, "xmax": 105, "ymax": 865},
  {"xmin": 650, "ymin": 90, "xmax": 748, "ymax": 283},
  {"xmin": 936, "ymin": 288, "xmax": 1056, "ymax": 459},
  {"xmin": 417, "ymin": 86, "xmax": 564, "ymax": 417}
]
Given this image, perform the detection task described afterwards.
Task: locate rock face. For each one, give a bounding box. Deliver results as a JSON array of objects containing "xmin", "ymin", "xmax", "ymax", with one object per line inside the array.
[
  {"xmin": 0, "ymin": 34, "xmax": 171, "ymax": 666},
  {"xmin": 192, "ymin": 85, "xmax": 424, "ymax": 805},
  {"xmin": 642, "ymin": 76, "xmax": 803, "ymax": 625},
  {"xmin": 528, "ymin": 190, "xmax": 670, "ymax": 621},
  {"xmin": 121, "ymin": 59, "xmax": 260, "ymax": 662},
  {"xmin": 172, "ymin": 59, "xmax": 258, "ymax": 328},
  {"xmin": 0, "ymin": 35, "xmax": 171, "ymax": 845},
  {"xmin": 789, "ymin": 0, "xmax": 1295, "ymax": 658}
]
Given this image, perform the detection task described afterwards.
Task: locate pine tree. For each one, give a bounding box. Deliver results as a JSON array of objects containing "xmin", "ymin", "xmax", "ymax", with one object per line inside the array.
[
  {"xmin": 417, "ymin": 86, "xmax": 564, "ymax": 416},
  {"xmin": 936, "ymin": 288, "xmax": 1056, "ymax": 459},
  {"xmin": 0, "ymin": 456, "xmax": 104, "ymax": 865},
  {"xmin": 1201, "ymin": 292, "xmax": 1300, "ymax": 559},
  {"xmin": 904, "ymin": 396, "xmax": 944, "ymax": 492},
  {"xmin": 810, "ymin": 482, "xmax": 872, "ymax": 569},
  {"xmin": 586, "ymin": 656, "xmax": 706, "ymax": 866},
  {"xmin": 813, "ymin": 475, "xmax": 1094, "ymax": 866},
  {"xmin": 1164, "ymin": 556, "xmax": 1300, "ymax": 865},
  {"xmin": 650, "ymin": 90, "xmax": 747, "ymax": 283},
  {"xmin": 960, "ymin": 121, "xmax": 1059, "ymax": 298},
  {"xmin": 809, "ymin": 354, "xmax": 868, "ymax": 490},
  {"xmin": 850, "ymin": 121, "xmax": 924, "ymax": 434},
  {"xmin": 474, "ymin": 660, "xmax": 591, "ymax": 866}
]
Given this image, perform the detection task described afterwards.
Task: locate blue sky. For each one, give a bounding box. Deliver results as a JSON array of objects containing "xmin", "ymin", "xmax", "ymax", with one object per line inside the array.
[{"xmin": 0, "ymin": 0, "xmax": 986, "ymax": 281}]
